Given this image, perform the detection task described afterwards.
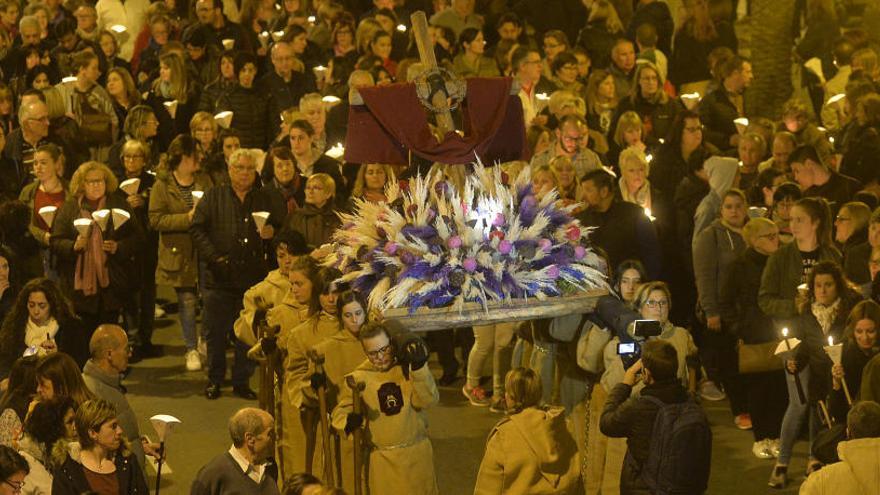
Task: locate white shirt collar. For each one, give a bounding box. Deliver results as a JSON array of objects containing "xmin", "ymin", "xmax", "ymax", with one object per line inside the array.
[{"xmin": 228, "ymin": 445, "xmax": 265, "ymax": 483}]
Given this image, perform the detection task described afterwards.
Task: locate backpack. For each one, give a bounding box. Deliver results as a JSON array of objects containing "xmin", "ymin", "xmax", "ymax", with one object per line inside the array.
[{"xmin": 639, "ymin": 394, "xmax": 711, "ymax": 495}]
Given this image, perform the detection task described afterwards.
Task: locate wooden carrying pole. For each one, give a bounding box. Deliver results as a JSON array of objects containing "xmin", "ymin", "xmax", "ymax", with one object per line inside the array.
[
  {"xmin": 346, "ymin": 375, "xmax": 366, "ymax": 495},
  {"xmin": 410, "ymin": 11, "xmax": 455, "ymax": 137},
  {"xmin": 309, "ymin": 350, "xmax": 335, "ymax": 486}
]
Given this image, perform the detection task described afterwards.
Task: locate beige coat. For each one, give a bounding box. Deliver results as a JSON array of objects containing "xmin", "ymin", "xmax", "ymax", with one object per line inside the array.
[
  {"xmin": 474, "ymin": 406, "xmax": 582, "ymax": 495},
  {"xmin": 283, "ymin": 312, "xmax": 340, "ymax": 477},
  {"xmin": 333, "ymin": 363, "xmax": 440, "ymax": 495},
  {"xmin": 303, "ymin": 331, "xmax": 367, "ymax": 493},
  {"xmin": 799, "ymin": 438, "xmax": 880, "ymax": 495},
  {"xmin": 233, "ymin": 269, "xmax": 292, "ymax": 346},
  {"xmin": 147, "ymin": 170, "xmax": 213, "ymax": 287}
]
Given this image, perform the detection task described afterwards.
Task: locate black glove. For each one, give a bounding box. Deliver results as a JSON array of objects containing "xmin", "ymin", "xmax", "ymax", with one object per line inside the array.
[
  {"xmin": 309, "ymin": 372, "xmax": 326, "ymax": 391},
  {"xmin": 344, "ymin": 413, "xmax": 363, "ymax": 434},
  {"xmin": 209, "ymin": 256, "xmax": 231, "ymax": 282},
  {"xmin": 260, "ymin": 336, "xmax": 277, "ymax": 355},
  {"xmin": 403, "ymin": 337, "xmax": 429, "ymax": 371}
]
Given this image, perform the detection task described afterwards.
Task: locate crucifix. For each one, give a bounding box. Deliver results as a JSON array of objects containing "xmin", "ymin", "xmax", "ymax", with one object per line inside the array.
[{"xmin": 409, "ymin": 11, "xmax": 458, "ymax": 138}]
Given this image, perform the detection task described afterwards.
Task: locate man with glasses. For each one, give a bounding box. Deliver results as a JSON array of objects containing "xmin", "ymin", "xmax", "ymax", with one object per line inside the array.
[
  {"xmin": 183, "ymin": 0, "xmax": 244, "ymax": 52},
  {"xmin": 0, "ymin": 446, "xmax": 27, "ymax": 495},
  {"xmin": 333, "ymin": 322, "xmax": 439, "ymax": 495},
  {"xmin": 259, "ymin": 42, "xmax": 316, "ymax": 138},
  {"xmin": 530, "ymin": 115, "xmax": 602, "ymax": 179},
  {"xmin": 191, "ymin": 149, "xmax": 285, "ymax": 400},
  {"xmin": 3, "ymin": 99, "xmax": 52, "ymax": 193}
]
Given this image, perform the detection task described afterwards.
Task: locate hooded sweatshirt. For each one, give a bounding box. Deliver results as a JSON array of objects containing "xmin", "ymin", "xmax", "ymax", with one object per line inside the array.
[
  {"xmin": 799, "ymin": 437, "xmax": 880, "ymax": 494},
  {"xmin": 474, "ymin": 406, "xmax": 582, "ymax": 494},
  {"xmin": 692, "ymin": 156, "xmax": 739, "ymax": 243}
]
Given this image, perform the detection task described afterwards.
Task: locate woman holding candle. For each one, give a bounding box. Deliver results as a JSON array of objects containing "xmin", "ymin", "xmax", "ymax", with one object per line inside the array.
[
  {"xmin": 828, "ymin": 300, "xmax": 879, "ymax": 420},
  {"xmin": 768, "ymin": 260, "xmax": 862, "ymax": 488},
  {"xmin": 50, "ymin": 162, "xmax": 144, "ymax": 337},
  {"xmin": 285, "ymin": 173, "xmax": 340, "ymax": 251},
  {"xmin": 19, "ymin": 144, "xmax": 67, "ymax": 279}
]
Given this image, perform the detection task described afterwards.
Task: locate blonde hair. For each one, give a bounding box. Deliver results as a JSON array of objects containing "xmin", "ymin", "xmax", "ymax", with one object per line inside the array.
[
  {"xmin": 631, "ymin": 62, "xmax": 667, "ymax": 104},
  {"xmin": 308, "ymin": 172, "xmax": 336, "ymax": 198},
  {"xmin": 585, "ymin": 69, "xmax": 617, "ymax": 115},
  {"xmin": 619, "ymin": 146, "xmax": 649, "ymax": 175},
  {"xmin": 504, "ymin": 367, "xmax": 542, "ymax": 413},
  {"xmin": 352, "ymin": 163, "xmax": 395, "ymax": 198},
  {"xmin": 840, "ymin": 201, "xmax": 872, "ymax": 233},
  {"xmin": 299, "ymin": 93, "xmax": 324, "ymax": 113},
  {"xmin": 153, "ymin": 52, "xmax": 190, "ymax": 103},
  {"xmin": 613, "ymin": 111, "xmax": 643, "ymax": 147},
  {"xmin": 120, "ymin": 139, "xmax": 150, "ymax": 163},
  {"xmin": 355, "ymin": 17, "xmax": 382, "ymax": 55},
  {"xmin": 189, "ymin": 111, "xmax": 218, "ymax": 135},
  {"xmin": 741, "ymin": 216, "xmax": 777, "ymax": 246},
  {"xmin": 70, "ymin": 161, "xmax": 119, "ymax": 197},
  {"xmin": 548, "ymin": 155, "xmax": 577, "ymax": 200},
  {"xmin": 531, "ymin": 164, "xmax": 558, "ymax": 188},
  {"xmin": 548, "ymin": 90, "xmax": 585, "ymax": 118}
]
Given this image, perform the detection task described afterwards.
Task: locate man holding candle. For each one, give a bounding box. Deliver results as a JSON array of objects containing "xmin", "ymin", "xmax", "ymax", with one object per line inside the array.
[
  {"xmin": 191, "ymin": 148, "xmax": 285, "ymax": 400},
  {"xmin": 258, "ymin": 41, "xmax": 316, "ymax": 139}
]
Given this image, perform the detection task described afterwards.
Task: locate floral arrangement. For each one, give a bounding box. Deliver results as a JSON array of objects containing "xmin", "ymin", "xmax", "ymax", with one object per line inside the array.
[{"xmin": 332, "ymin": 159, "xmax": 607, "ymax": 314}]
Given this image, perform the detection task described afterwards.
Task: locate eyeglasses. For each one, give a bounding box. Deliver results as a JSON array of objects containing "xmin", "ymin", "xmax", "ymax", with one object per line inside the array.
[
  {"xmin": 84, "ymin": 178, "xmax": 105, "ymax": 186},
  {"xmin": 366, "ymin": 343, "xmax": 391, "ymax": 359},
  {"xmin": 643, "ymin": 299, "xmax": 669, "ymax": 308},
  {"xmin": 757, "ymin": 232, "xmax": 779, "ymax": 241},
  {"xmin": 3, "ymin": 479, "xmax": 24, "ymax": 493},
  {"xmin": 684, "ymin": 126, "xmax": 702, "ymax": 133}
]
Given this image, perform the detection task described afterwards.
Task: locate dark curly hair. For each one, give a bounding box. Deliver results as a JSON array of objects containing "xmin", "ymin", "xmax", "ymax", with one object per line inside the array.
[
  {"xmin": 0, "ymin": 278, "xmax": 77, "ymax": 368},
  {"xmin": 801, "ymin": 260, "xmax": 862, "ymax": 315},
  {"xmin": 0, "ymin": 355, "xmax": 39, "ymax": 425},
  {"xmin": 24, "ymin": 395, "xmax": 75, "ymax": 460}
]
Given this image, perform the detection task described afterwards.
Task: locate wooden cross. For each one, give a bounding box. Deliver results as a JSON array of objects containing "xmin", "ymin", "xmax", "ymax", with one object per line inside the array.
[{"xmin": 410, "ymin": 11, "xmax": 456, "ymax": 137}]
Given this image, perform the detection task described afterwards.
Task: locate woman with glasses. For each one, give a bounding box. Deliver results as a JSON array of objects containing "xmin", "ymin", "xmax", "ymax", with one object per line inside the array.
[
  {"xmin": 719, "ymin": 217, "xmax": 787, "ymax": 459},
  {"xmin": 836, "ymin": 202, "xmax": 871, "ymax": 271},
  {"xmin": 50, "ymin": 162, "xmax": 144, "ymax": 336},
  {"xmin": 107, "ymin": 105, "xmax": 160, "ymax": 181},
  {"xmin": 0, "ymin": 445, "xmax": 28, "ymax": 495},
  {"xmin": 586, "ymin": 281, "xmax": 697, "ymax": 494},
  {"xmin": 118, "ymin": 140, "xmax": 161, "ymax": 362},
  {"xmin": 51, "ymin": 399, "xmax": 147, "ymax": 495},
  {"xmin": 549, "ymin": 51, "xmax": 582, "ymax": 95}
]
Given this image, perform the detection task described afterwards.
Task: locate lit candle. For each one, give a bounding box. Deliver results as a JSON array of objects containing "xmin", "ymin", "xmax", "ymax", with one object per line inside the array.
[
  {"xmin": 782, "ymin": 327, "xmax": 788, "ymax": 338},
  {"xmin": 828, "ymin": 336, "xmax": 834, "ymax": 347}
]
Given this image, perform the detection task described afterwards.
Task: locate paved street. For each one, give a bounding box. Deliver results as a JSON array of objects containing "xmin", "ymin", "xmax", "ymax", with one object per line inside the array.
[{"xmin": 127, "ymin": 300, "xmax": 811, "ymax": 494}]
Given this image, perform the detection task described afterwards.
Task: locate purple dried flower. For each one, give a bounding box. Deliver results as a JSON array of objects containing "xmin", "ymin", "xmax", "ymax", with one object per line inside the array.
[
  {"xmin": 539, "ymin": 238, "xmax": 553, "ymax": 253},
  {"xmin": 574, "ymin": 245, "xmax": 586, "ymax": 260},
  {"xmin": 546, "ymin": 265, "xmax": 560, "ymax": 279},
  {"xmin": 399, "ymin": 250, "xmax": 417, "ymax": 265},
  {"xmin": 384, "ymin": 241, "xmax": 398, "ymax": 255},
  {"xmin": 492, "ymin": 213, "xmax": 505, "ymax": 227},
  {"xmin": 447, "ymin": 235, "xmax": 462, "ymax": 249},
  {"xmin": 463, "ymin": 257, "xmax": 478, "ymax": 272},
  {"xmin": 498, "ymin": 239, "xmax": 512, "ymax": 254}
]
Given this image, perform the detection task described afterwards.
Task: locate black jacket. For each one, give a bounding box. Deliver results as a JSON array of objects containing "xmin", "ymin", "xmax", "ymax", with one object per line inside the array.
[
  {"xmin": 0, "ymin": 316, "xmax": 89, "ymax": 378},
  {"xmin": 839, "ymin": 124, "xmax": 880, "ymax": 185},
  {"xmin": 668, "ymin": 21, "xmax": 737, "ymax": 87},
  {"xmin": 52, "ymin": 451, "xmax": 147, "ymax": 495},
  {"xmin": 627, "ymin": 1, "xmax": 674, "ymax": 54},
  {"xmin": 576, "ymin": 21, "xmax": 618, "ymax": 70},
  {"xmin": 719, "ymin": 248, "xmax": 776, "ymax": 343},
  {"xmin": 698, "ymin": 88, "xmax": 739, "ymax": 151},
  {"xmin": 190, "ymin": 184, "xmax": 284, "ymax": 290},
  {"xmin": 804, "ymin": 172, "xmax": 861, "ymax": 215},
  {"xmin": 613, "ymin": 95, "xmax": 682, "ymax": 147},
  {"xmin": 285, "ymin": 202, "xmax": 340, "ymax": 250},
  {"xmin": 216, "ymin": 84, "xmax": 270, "ymax": 149},
  {"xmin": 600, "ymin": 379, "xmax": 690, "ymax": 494},
  {"xmin": 844, "ymin": 240, "xmax": 871, "ymax": 286},
  {"xmin": 258, "ymin": 71, "xmax": 317, "ymax": 138},
  {"xmin": 50, "ymin": 192, "xmax": 145, "ymax": 314},
  {"xmin": 578, "ymin": 200, "xmax": 662, "ymax": 280},
  {"xmin": 145, "ymin": 87, "xmax": 199, "ymax": 152}
]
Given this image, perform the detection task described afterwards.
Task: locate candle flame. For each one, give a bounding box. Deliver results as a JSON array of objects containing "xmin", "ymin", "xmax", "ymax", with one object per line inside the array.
[
  {"xmin": 828, "ymin": 336, "xmax": 834, "ymax": 346},
  {"xmin": 782, "ymin": 327, "xmax": 788, "ymax": 337}
]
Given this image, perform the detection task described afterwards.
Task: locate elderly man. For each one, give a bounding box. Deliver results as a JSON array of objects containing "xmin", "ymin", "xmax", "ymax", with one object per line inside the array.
[
  {"xmin": 510, "ymin": 46, "xmax": 555, "ymax": 128},
  {"xmin": 191, "ymin": 149, "xmax": 285, "ymax": 400},
  {"xmin": 2, "ymin": 99, "xmax": 52, "ymax": 194},
  {"xmin": 81, "ymin": 324, "xmax": 153, "ymax": 472},
  {"xmin": 259, "ymin": 42, "xmax": 316, "ymax": 138},
  {"xmin": 530, "ymin": 115, "xmax": 602, "ymax": 178},
  {"xmin": 95, "ymin": 0, "xmax": 149, "ymax": 61},
  {"xmin": 191, "ymin": 407, "xmax": 280, "ymax": 495},
  {"xmin": 609, "ymin": 38, "xmax": 637, "ymax": 98}
]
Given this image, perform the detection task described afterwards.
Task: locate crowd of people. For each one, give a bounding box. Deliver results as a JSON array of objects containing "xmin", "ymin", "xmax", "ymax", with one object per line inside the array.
[{"xmin": 0, "ymin": 0, "xmax": 878, "ymax": 492}]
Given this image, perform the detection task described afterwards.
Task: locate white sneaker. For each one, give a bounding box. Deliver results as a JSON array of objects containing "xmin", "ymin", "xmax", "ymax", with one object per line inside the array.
[
  {"xmin": 752, "ymin": 440, "xmax": 774, "ymax": 459},
  {"xmin": 185, "ymin": 350, "xmax": 202, "ymax": 371},
  {"xmin": 699, "ymin": 380, "xmax": 726, "ymax": 401},
  {"xmin": 154, "ymin": 304, "xmax": 166, "ymax": 319}
]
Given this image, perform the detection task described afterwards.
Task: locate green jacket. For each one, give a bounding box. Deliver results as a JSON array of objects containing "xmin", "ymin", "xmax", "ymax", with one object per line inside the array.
[{"xmin": 758, "ymin": 241, "xmax": 841, "ymax": 320}]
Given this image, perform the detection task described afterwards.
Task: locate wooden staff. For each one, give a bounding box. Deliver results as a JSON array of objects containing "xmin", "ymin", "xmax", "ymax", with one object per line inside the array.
[
  {"xmin": 782, "ymin": 329, "xmax": 807, "ymax": 405},
  {"xmin": 346, "ymin": 375, "xmax": 366, "ymax": 495},
  {"xmin": 308, "ymin": 350, "xmax": 334, "ymax": 486},
  {"xmin": 410, "ymin": 11, "xmax": 454, "ymax": 136},
  {"xmin": 818, "ymin": 399, "xmax": 834, "ymax": 430}
]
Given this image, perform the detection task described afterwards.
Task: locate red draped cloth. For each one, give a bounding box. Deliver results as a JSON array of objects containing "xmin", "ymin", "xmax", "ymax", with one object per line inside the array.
[{"xmin": 344, "ymin": 77, "xmax": 528, "ymax": 165}]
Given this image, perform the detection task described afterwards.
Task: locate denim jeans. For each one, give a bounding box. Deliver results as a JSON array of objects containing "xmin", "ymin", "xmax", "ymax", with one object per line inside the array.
[
  {"xmin": 203, "ymin": 287, "xmax": 254, "ymax": 387},
  {"xmin": 778, "ymin": 365, "xmax": 819, "ymax": 465},
  {"xmin": 176, "ymin": 287, "xmax": 198, "ymax": 351},
  {"xmin": 466, "ymin": 323, "xmax": 516, "ymax": 393}
]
